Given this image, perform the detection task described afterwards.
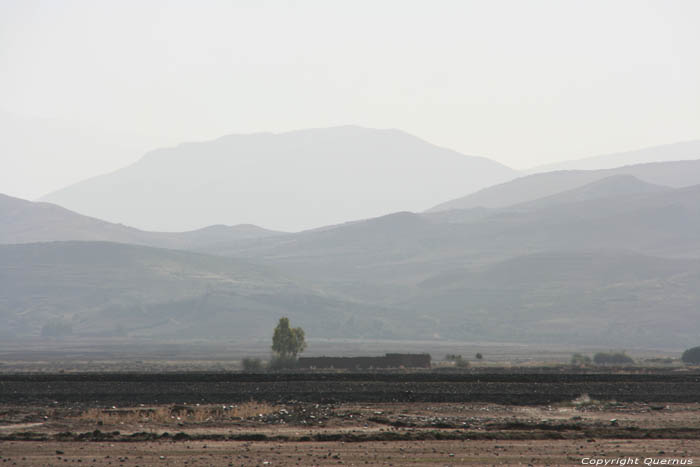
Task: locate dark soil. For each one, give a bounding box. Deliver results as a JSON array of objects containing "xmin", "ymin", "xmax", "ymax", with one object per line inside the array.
[{"xmin": 2, "ymin": 372, "xmax": 700, "ymax": 407}]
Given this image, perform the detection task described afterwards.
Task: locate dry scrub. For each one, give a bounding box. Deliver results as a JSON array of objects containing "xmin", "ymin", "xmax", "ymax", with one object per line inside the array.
[{"xmin": 75, "ymin": 401, "xmax": 277, "ymax": 425}]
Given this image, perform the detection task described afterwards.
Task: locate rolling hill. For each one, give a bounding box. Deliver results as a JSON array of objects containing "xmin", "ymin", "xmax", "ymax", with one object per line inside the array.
[
  {"xmin": 209, "ymin": 178, "xmax": 700, "ymax": 283},
  {"xmin": 41, "ymin": 126, "xmax": 519, "ymax": 232},
  {"xmin": 508, "ymin": 175, "xmax": 670, "ymax": 211},
  {"xmin": 6, "ymin": 173, "xmax": 700, "ymax": 347},
  {"xmin": 0, "ymin": 241, "xmax": 390, "ymax": 340},
  {"xmin": 428, "ymin": 159, "xmax": 700, "ymax": 212},
  {"xmin": 190, "ymin": 176, "xmax": 700, "ymax": 347},
  {"xmin": 529, "ymin": 140, "xmax": 700, "ymax": 173},
  {"xmin": 409, "ymin": 250, "xmax": 700, "ymax": 346},
  {"xmin": 0, "ymin": 193, "xmax": 284, "ymax": 248}
]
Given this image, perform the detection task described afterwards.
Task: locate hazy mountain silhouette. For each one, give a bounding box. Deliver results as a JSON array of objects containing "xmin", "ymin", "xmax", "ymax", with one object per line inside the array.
[
  {"xmin": 7, "ymin": 171, "xmax": 700, "ymax": 346},
  {"xmin": 410, "ymin": 250, "xmax": 700, "ymax": 346},
  {"xmin": 529, "ymin": 140, "xmax": 700, "ymax": 173},
  {"xmin": 0, "ymin": 193, "xmax": 284, "ymax": 247},
  {"xmin": 0, "ymin": 110, "xmax": 148, "ymax": 200},
  {"xmin": 510, "ymin": 175, "xmax": 670, "ymax": 211},
  {"xmin": 0, "ymin": 241, "xmax": 389, "ymax": 339},
  {"xmin": 211, "ymin": 181, "xmax": 700, "ymax": 283},
  {"xmin": 191, "ymin": 178, "xmax": 700, "ymax": 347},
  {"xmin": 41, "ymin": 126, "xmax": 519, "ymax": 232},
  {"xmin": 428, "ymin": 159, "xmax": 700, "ymax": 212}
]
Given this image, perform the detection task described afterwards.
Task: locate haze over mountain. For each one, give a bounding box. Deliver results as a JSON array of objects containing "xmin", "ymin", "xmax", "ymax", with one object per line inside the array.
[
  {"xmin": 41, "ymin": 126, "xmax": 519, "ymax": 232},
  {"xmin": 0, "ymin": 111, "xmax": 149, "ymax": 200},
  {"xmin": 0, "ymin": 241, "xmax": 386, "ymax": 340},
  {"xmin": 0, "ymin": 193, "xmax": 283, "ymax": 248},
  {"xmin": 188, "ymin": 175, "xmax": 700, "ymax": 347},
  {"xmin": 529, "ymin": 140, "xmax": 700, "ymax": 173},
  {"xmin": 5, "ymin": 0, "xmax": 700, "ymax": 356},
  {"xmin": 428, "ymin": 159, "xmax": 700, "ymax": 212},
  {"xmin": 509, "ymin": 175, "xmax": 670, "ymax": 211},
  {"xmin": 211, "ymin": 177, "xmax": 700, "ymax": 281},
  {"xmin": 5, "ymin": 173, "xmax": 700, "ymax": 347},
  {"xmin": 410, "ymin": 250, "xmax": 700, "ymax": 346}
]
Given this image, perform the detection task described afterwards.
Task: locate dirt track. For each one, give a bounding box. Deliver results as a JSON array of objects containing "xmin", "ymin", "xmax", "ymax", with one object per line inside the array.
[{"xmin": 2, "ymin": 439, "xmax": 699, "ymax": 466}]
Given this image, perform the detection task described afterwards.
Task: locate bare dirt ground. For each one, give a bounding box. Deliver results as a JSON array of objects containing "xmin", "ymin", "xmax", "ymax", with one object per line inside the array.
[
  {"xmin": 2, "ymin": 401, "xmax": 700, "ymax": 465},
  {"xmin": 0, "ymin": 341, "xmax": 694, "ymax": 464},
  {"xmin": 1, "ymin": 438, "xmax": 699, "ymax": 466}
]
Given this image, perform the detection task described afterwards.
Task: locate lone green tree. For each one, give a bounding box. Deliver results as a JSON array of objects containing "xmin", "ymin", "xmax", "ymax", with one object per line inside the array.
[{"xmin": 271, "ymin": 317, "xmax": 306, "ymax": 359}]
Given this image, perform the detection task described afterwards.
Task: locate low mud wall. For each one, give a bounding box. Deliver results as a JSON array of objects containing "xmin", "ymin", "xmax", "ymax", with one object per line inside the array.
[{"xmin": 298, "ymin": 353, "xmax": 431, "ymax": 369}]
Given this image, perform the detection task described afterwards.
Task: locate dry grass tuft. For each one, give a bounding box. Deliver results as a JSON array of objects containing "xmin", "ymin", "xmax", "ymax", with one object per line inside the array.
[
  {"xmin": 76, "ymin": 401, "xmax": 277, "ymax": 425},
  {"xmin": 572, "ymin": 394, "xmax": 592, "ymax": 405}
]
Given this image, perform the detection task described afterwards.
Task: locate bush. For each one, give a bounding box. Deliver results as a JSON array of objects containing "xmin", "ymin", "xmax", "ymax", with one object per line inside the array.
[
  {"xmin": 445, "ymin": 354, "xmax": 469, "ymax": 368},
  {"xmin": 268, "ymin": 356, "xmax": 298, "ymax": 371},
  {"xmin": 681, "ymin": 346, "xmax": 700, "ymax": 365},
  {"xmin": 593, "ymin": 351, "xmax": 634, "ymax": 366},
  {"xmin": 241, "ymin": 357, "xmax": 264, "ymax": 372},
  {"xmin": 455, "ymin": 357, "xmax": 470, "ymax": 368},
  {"xmin": 571, "ymin": 353, "xmax": 592, "ymax": 366}
]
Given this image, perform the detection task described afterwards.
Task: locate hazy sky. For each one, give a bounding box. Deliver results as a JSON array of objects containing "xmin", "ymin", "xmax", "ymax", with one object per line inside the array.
[{"xmin": 2, "ymin": 0, "xmax": 700, "ymax": 199}]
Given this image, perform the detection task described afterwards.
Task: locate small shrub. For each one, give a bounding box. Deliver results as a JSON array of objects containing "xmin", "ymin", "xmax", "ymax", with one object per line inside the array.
[
  {"xmin": 268, "ymin": 356, "xmax": 298, "ymax": 371},
  {"xmin": 681, "ymin": 346, "xmax": 700, "ymax": 365},
  {"xmin": 445, "ymin": 354, "xmax": 469, "ymax": 368},
  {"xmin": 241, "ymin": 358, "xmax": 264, "ymax": 372},
  {"xmin": 455, "ymin": 357, "xmax": 469, "ymax": 368},
  {"xmin": 571, "ymin": 353, "xmax": 592, "ymax": 366},
  {"xmin": 593, "ymin": 351, "xmax": 634, "ymax": 366},
  {"xmin": 572, "ymin": 393, "xmax": 591, "ymax": 406}
]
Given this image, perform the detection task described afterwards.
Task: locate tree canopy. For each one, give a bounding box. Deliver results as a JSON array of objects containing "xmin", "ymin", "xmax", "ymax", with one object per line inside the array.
[
  {"xmin": 271, "ymin": 317, "xmax": 306, "ymax": 358},
  {"xmin": 682, "ymin": 346, "xmax": 700, "ymax": 364}
]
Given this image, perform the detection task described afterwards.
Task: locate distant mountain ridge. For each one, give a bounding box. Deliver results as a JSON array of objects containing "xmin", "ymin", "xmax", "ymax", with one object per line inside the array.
[
  {"xmin": 510, "ymin": 174, "xmax": 670, "ymax": 211},
  {"xmin": 529, "ymin": 140, "xmax": 700, "ymax": 173},
  {"xmin": 5, "ymin": 173, "xmax": 700, "ymax": 346},
  {"xmin": 8, "ymin": 144, "xmax": 700, "ymax": 347},
  {"xmin": 428, "ymin": 158, "xmax": 700, "ymax": 212},
  {"xmin": 213, "ymin": 177, "xmax": 700, "ymax": 280},
  {"xmin": 41, "ymin": 126, "xmax": 519, "ymax": 232},
  {"xmin": 0, "ymin": 193, "xmax": 284, "ymax": 248}
]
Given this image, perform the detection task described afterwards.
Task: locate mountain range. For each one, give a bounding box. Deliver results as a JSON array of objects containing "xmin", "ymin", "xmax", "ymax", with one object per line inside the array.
[
  {"xmin": 4, "ymin": 131, "xmax": 700, "ymax": 348},
  {"xmin": 0, "ymin": 193, "xmax": 284, "ymax": 248},
  {"xmin": 429, "ymin": 158, "xmax": 700, "ymax": 212},
  {"xmin": 41, "ymin": 126, "xmax": 518, "ymax": 232},
  {"xmin": 528, "ymin": 140, "xmax": 700, "ymax": 173},
  {"xmin": 5, "ymin": 169, "xmax": 700, "ymax": 346}
]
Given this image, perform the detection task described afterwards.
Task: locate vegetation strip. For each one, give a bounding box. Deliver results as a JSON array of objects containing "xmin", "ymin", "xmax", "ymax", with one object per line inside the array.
[{"xmin": 4, "ymin": 427, "xmax": 700, "ymax": 443}]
